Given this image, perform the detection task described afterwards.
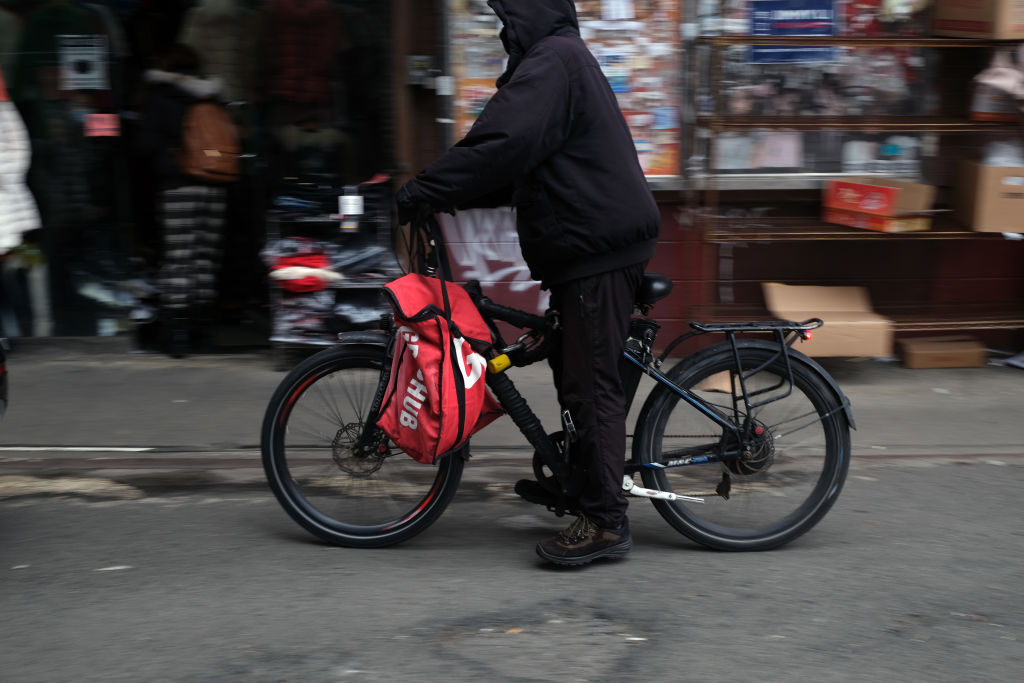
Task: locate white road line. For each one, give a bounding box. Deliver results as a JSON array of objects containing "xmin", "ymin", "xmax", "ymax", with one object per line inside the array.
[{"xmin": 0, "ymin": 447, "xmax": 154, "ymax": 452}]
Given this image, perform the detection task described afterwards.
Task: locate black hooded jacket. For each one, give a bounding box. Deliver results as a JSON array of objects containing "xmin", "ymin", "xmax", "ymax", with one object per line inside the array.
[{"xmin": 399, "ymin": 0, "xmax": 660, "ymax": 288}]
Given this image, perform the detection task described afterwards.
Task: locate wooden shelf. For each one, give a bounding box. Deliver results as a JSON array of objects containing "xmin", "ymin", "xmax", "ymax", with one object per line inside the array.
[
  {"xmin": 699, "ymin": 215, "xmax": 1017, "ymax": 242},
  {"xmin": 691, "ymin": 172, "xmax": 921, "ymax": 191},
  {"xmin": 697, "ymin": 115, "xmax": 1020, "ymax": 133},
  {"xmin": 696, "ymin": 35, "xmax": 1010, "ymax": 48},
  {"xmin": 887, "ymin": 308, "xmax": 1024, "ymax": 332},
  {"xmin": 689, "ymin": 33, "xmax": 1024, "ymax": 341}
]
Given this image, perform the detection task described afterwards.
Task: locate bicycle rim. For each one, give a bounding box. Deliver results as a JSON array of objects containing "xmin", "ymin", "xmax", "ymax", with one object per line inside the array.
[
  {"xmin": 261, "ymin": 345, "xmax": 463, "ymax": 548},
  {"xmin": 634, "ymin": 344, "xmax": 850, "ymax": 550}
]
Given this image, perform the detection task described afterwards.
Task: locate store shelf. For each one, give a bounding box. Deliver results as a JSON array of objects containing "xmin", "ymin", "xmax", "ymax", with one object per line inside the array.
[
  {"xmin": 690, "ymin": 172, "xmax": 925, "ymax": 192},
  {"xmin": 887, "ymin": 307, "xmax": 1024, "ymax": 332},
  {"xmin": 697, "ymin": 115, "xmax": 1020, "ymax": 133},
  {"xmin": 698, "ymin": 214, "xmax": 1020, "ymax": 242},
  {"xmin": 696, "ymin": 35, "xmax": 1009, "ymax": 48}
]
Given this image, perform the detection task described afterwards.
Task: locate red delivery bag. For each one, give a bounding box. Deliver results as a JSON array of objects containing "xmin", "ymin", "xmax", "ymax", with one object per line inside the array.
[{"xmin": 377, "ymin": 273, "xmax": 503, "ymax": 464}]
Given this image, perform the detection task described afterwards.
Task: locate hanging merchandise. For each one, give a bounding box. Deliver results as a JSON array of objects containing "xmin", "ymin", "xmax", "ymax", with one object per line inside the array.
[
  {"xmin": 972, "ymin": 45, "xmax": 1024, "ymax": 121},
  {"xmin": 0, "ymin": 68, "xmax": 42, "ymax": 252}
]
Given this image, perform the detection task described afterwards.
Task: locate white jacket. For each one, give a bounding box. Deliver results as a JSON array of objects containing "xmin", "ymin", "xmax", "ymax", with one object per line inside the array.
[{"xmin": 0, "ymin": 74, "xmax": 41, "ymax": 253}]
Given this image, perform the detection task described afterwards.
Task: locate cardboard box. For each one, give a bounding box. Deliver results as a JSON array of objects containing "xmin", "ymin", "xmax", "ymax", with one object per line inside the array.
[
  {"xmin": 762, "ymin": 283, "xmax": 894, "ymax": 357},
  {"xmin": 933, "ymin": 0, "xmax": 1024, "ymax": 39},
  {"xmin": 822, "ymin": 178, "xmax": 936, "ymax": 232},
  {"xmin": 899, "ymin": 336, "xmax": 988, "ymax": 369},
  {"xmin": 954, "ymin": 161, "xmax": 1024, "ymax": 233}
]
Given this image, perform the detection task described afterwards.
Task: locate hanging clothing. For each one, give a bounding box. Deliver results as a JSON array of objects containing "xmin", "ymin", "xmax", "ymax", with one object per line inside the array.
[
  {"xmin": 0, "ymin": 8, "xmax": 21, "ymax": 83},
  {"xmin": 137, "ymin": 67, "xmax": 225, "ymax": 189},
  {"xmin": 158, "ymin": 185, "xmax": 225, "ymax": 310},
  {"xmin": 179, "ymin": 0, "xmax": 257, "ymax": 103},
  {"xmin": 138, "ymin": 67, "xmax": 229, "ymax": 314},
  {"xmin": 259, "ymin": 0, "xmax": 341, "ymax": 105},
  {"xmin": 0, "ymin": 68, "xmax": 41, "ymax": 252}
]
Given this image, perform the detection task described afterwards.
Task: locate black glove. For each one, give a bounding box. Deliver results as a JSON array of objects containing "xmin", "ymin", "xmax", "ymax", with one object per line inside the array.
[{"xmin": 396, "ymin": 184, "xmax": 428, "ymax": 226}]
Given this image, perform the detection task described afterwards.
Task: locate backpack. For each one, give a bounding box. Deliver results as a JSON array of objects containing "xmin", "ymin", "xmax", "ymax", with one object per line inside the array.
[
  {"xmin": 376, "ymin": 273, "xmax": 504, "ymax": 464},
  {"xmin": 178, "ymin": 101, "xmax": 240, "ymax": 183}
]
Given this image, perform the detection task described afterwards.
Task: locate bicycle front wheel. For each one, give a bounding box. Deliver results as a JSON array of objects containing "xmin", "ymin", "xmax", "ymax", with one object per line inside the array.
[
  {"xmin": 261, "ymin": 343, "xmax": 464, "ymax": 548},
  {"xmin": 633, "ymin": 340, "xmax": 851, "ymax": 551}
]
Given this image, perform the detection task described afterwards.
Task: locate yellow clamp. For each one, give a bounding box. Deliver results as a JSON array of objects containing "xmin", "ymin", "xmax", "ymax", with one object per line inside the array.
[{"xmin": 487, "ymin": 354, "xmax": 512, "ymax": 374}]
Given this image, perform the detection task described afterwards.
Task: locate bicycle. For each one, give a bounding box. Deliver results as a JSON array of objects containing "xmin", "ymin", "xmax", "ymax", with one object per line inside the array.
[{"xmin": 261, "ymin": 215, "xmax": 853, "ymax": 551}]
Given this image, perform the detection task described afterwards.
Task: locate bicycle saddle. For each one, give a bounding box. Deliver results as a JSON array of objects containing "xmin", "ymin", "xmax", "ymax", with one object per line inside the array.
[{"xmin": 637, "ymin": 273, "xmax": 673, "ymax": 306}]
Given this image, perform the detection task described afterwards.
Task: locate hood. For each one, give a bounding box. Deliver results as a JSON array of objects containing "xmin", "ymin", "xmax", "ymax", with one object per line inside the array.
[
  {"xmin": 487, "ymin": 0, "xmax": 579, "ymax": 87},
  {"xmin": 144, "ymin": 69, "xmax": 223, "ymax": 99}
]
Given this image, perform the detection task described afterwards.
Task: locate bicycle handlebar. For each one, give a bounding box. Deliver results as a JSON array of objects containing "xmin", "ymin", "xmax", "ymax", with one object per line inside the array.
[
  {"xmin": 476, "ymin": 295, "xmax": 549, "ymax": 331},
  {"xmin": 461, "ymin": 279, "xmax": 549, "ymax": 331}
]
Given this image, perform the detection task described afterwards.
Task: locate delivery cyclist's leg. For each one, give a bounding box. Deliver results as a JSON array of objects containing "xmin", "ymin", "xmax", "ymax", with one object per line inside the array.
[{"xmin": 536, "ymin": 262, "xmax": 644, "ymax": 565}]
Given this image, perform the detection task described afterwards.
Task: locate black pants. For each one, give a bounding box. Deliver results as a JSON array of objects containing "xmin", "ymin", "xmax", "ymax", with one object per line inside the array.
[{"xmin": 547, "ymin": 262, "xmax": 645, "ymax": 529}]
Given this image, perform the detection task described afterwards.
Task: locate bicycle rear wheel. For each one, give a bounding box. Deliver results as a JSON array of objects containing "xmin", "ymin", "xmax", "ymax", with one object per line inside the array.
[
  {"xmin": 633, "ymin": 340, "xmax": 850, "ymax": 551},
  {"xmin": 261, "ymin": 343, "xmax": 464, "ymax": 548}
]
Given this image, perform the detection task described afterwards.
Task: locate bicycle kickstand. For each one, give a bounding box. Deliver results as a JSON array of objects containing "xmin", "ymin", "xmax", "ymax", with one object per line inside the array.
[{"xmin": 622, "ymin": 476, "xmax": 705, "ymax": 504}]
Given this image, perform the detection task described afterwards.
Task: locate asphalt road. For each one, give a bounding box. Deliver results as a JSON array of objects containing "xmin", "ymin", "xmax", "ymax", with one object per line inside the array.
[{"xmin": 2, "ymin": 456, "xmax": 1022, "ymax": 683}]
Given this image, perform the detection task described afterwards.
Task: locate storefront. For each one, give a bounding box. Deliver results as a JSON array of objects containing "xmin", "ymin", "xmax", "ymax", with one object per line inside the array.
[
  {"xmin": 438, "ymin": 1, "xmax": 1023, "ymax": 353},
  {"xmin": 2, "ymin": 0, "xmax": 1021, "ymax": 353},
  {"xmin": 1, "ymin": 0, "xmax": 399, "ymax": 348}
]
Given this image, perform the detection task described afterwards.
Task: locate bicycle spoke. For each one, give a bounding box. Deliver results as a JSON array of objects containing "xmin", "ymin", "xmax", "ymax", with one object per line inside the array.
[
  {"xmin": 262, "ymin": 346, "xmax": 463, "ymax": 547},
  {"xmin": 633, "ymin": 343, "xmax": 849, "ymax": 550}
]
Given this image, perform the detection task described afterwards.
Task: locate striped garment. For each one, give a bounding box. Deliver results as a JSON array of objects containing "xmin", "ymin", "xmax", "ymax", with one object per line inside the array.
[{"xmin": 158, "ymin": 185, "xmax": 226, "ymax": 310}]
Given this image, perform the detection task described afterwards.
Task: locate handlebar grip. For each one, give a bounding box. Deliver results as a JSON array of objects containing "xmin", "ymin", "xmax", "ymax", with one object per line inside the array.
[{"xmin": 476, "ymin": 296, "xmax": 549, "ymax": 331}]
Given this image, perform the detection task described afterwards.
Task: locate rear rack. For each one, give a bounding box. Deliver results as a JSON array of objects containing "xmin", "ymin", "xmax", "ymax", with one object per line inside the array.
[
  {"xmin": 659, "ymin": 318, "xmax": 822, "ymax": 361},
  {"xmin": 653, "ymin": 318, "xmax": 827, "ymax": 434},
  {"xmin": 688, "ymin": 318, "xmax": 823, "ymax": 334}
]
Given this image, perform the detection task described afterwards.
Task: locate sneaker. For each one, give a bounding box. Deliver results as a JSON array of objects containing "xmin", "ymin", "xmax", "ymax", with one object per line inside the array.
[
  {"xmin": 514, "ymin": 479, "xmax": 579, "ymax": 514},
  {"xmin": 536, "ymin": 514, "xmax": 632, "ymax": 567}
]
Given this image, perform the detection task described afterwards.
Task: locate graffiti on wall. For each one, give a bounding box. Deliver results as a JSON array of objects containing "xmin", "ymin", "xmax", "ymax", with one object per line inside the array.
[{"xmin": 439, "ymin": 209, "xmax": 550, "ymax": 313}]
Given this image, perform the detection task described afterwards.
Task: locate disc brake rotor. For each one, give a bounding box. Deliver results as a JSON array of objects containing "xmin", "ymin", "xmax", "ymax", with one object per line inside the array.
[{"xmin": 332, "ymin": 423, "xmax": 386, "ymax": 477}]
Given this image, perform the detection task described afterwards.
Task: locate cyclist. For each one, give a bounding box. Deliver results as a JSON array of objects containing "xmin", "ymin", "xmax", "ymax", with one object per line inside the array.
[{"xmin": 396, "ymin": 0, "xmax": 659, "ymax": 566}]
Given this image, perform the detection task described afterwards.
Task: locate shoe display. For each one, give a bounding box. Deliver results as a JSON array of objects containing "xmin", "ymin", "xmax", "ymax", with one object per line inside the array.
[{"xmin": 536, "ymin": 514, "xmax": 632, "ymax": 567}]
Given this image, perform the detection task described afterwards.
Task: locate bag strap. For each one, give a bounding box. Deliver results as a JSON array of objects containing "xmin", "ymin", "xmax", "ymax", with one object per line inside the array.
[{"xmin": 419, "ymin": 214, "xmax": 457, "ymax": 330}]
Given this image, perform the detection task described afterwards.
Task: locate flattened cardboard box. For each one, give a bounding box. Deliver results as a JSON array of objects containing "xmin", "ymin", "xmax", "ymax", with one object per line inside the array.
[
  {"xmin": 822, "ymin": 177, "xmax": 936, "ymax": 233},
  {"xmin": 955, "ymin": 161, "xmax": 1024, "ymax": 233},
  {"xmin": 899, "ymin": 336, "xmax": 988, "ymax": 369},
  {"xmin": 762, "ymin": 283, "xmax": 894, "ymax": 357},
  {"xmin": 933, "ymin": 0, "xmax": 1024, "ymax": 39}
]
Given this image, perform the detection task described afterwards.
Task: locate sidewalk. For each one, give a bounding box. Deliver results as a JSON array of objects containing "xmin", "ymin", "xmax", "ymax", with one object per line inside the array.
[{"xmin": 0, "ymin": 336, "xmax": 1022, "ymax": 489}]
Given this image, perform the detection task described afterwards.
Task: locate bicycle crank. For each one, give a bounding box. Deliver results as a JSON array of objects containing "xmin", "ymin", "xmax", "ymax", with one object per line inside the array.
[{"xmin": 623, "ymin": 475, "xmax": 704, "ymax": 503}]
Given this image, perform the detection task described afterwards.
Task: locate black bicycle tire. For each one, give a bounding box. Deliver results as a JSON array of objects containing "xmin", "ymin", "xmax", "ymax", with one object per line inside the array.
[
  {"xmin": 633, "ymin": 340, "xmax": 850, "ymax": 551},
  {"xmin": 261, "ymin": 343, "xmax": 464, "ymax": 548}
]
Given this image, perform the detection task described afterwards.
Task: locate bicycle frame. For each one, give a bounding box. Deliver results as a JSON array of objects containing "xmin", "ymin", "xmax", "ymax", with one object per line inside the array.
[
  {"xmin": 475, "ymin": 296, "xmax": 832, "ymax": 477},
  {"xmin": 374, "ymin": 215, "xmax": 851, "ymax": 489}
]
